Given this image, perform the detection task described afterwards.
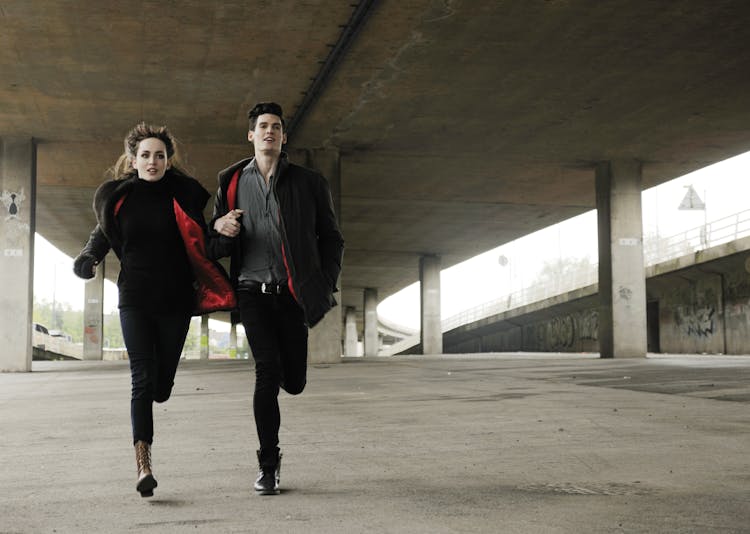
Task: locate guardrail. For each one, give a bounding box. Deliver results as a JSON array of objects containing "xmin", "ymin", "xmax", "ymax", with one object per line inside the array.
[
  {"xmin": 381, "ymin": 209, "xmax": 750, "ymax": 355},
  {"xmin": 32, "ymin": 331, "xmax": 83, "ymax": 358},
  {"xmin": 643, "ymin": 209, "xmax": 750, "ymax": 264}
]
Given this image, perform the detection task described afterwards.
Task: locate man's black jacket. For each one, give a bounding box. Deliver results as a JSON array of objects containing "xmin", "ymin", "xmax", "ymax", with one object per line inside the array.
[{"xmin": 210, "ymin": 154, "xmax": 344, "ymax": 327}]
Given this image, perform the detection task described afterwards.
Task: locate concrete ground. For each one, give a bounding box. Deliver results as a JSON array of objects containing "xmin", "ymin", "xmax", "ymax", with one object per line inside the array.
[{"xmin": 1, "ymin": 353, "xmax": 749, "ymax": 534}]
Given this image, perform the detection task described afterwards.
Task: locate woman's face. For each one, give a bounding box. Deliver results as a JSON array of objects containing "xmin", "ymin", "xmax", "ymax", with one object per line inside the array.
[{"xmin": 132, "ymin": 137, "xmax": 169, "ymax": 181}]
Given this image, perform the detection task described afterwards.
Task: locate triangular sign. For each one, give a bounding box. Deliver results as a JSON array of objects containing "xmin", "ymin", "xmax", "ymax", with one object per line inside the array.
[{"xmin": 678, "ymin": 185, "xmax": 705, "ymax": 210}]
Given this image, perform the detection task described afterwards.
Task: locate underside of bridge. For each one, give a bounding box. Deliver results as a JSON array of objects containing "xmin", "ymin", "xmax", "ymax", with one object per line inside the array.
[{"xmin": 2, "ymin": 0, "xmax": 750, "ymax": 326}]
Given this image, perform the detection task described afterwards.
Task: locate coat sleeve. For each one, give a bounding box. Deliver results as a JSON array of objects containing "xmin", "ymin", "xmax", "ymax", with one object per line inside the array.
[
  {"xmin": 209, "ymin": 182, "xmax": 226, "ymax": 233},
  {"xmin": 314, "ymin": 176, "xmax": 344, "ymax": 291},
  {"xmin": 73, "ymin": 225, "xmax": 111, "ymax": 279},
  {"xmin": 205, "ymin": 177, "xmax": 236, "ymax": 260}
]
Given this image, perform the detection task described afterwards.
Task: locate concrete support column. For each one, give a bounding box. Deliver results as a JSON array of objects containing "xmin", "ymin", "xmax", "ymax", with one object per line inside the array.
[
  {"xmin": 363, "ymin": 288, "xmax": 379, "ymax": 356},
  {"xmin": 82, "ymin": 259, "xmax": 104, "ymax": 360},
  {"xmin": 344, "ymin": 306, "xmax": 358, "ymax": 356},
  {"xmin": 0, "ymin": 138, "xmax": 36, "ymax": 372},
  {"xmin": 309, "ymin": 294, "xmax": 344, "ymax": 363},
  {"xmin": 229, "ymin": 322, "xmax": 237, "ymax": 359},
  {"xmin": 307, "ymin": 148, "xmax": 343, "ymax": 363},
  {"xmin": 200, "ymin": 315, "xmax": 209, "ymax": 360},
  {"xmin": 596, "ymin": 160, "xmax": 647, "ymax": 358},
  {"xmin": 420, "ymin": 254, "xmax": 442, "ymax": 354}
]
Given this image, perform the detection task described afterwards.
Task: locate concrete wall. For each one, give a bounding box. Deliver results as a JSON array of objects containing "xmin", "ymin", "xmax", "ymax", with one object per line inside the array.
[
  {"xmin": 445, "ymin": 305, "xmax": 599, "ymax": 354},
  {"xmin": 442, "ymin": 242, "xmax": 750, "ymax": 356},
  {"xmin": 723, "ymin": 268, "xmax": 750, "ymax": 354},
  {"xmin": 649, "ymin": 273, "xmax": 724, "ymax": 354},
  {"xmin": 522, "ymin": 310, "xmax": 600, "ymax": 353}
]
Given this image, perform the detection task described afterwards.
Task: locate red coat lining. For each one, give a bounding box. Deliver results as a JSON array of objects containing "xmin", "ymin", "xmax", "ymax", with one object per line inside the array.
[
  {"xmin": 114, "ymin": 196, "xmax": 126, "ymax": 216},
  {"xmin": 173, "ymin": 200, "xmax": 237, "ymax": 314},
  {"xmin": 114, "ymin": 193, "xmax": 236, "ymax": 315}
]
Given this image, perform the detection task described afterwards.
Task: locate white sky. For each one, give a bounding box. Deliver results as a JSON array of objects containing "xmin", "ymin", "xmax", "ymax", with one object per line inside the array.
[
  {"xmin": 33, "ymin": 237, "xmax": 119, "ymax": 313},
  {"xmin": 33, "ymin": 150, "xmax": 750, "ymax": 332}
]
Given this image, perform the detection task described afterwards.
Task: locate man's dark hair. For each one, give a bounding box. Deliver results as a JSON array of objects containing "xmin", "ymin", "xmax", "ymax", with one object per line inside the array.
[{"xmin": 248, "ymin": 102, "xmax": 286, "ymax": 131}]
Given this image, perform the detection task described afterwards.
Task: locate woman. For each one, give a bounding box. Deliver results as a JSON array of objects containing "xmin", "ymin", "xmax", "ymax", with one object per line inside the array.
[{"xmin": 73, "ymin": 123, "xmax": 235, "ymax": 498}]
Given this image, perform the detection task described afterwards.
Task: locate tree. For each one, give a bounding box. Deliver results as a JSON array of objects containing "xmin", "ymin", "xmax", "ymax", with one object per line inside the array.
[
  {"xmin": 183, "ymin": 318, "xmax": 201, "ymax": 352},
  {"xmin": 33, "ymin": 298, "xmax": 83, "ymax": 342},
  {"xmin": 533, "ymin": 256, "xmax": 596, "ymax": 294},
  {"xmin": 33, "ymin": 298, "xmax": 128, "ymax": 348},
  {"xmin": 642, "ymin": 230, "xmax": 697, "ymax": 265},
  {"xmin": 103, "ymin": 312, "xmax": 125, "ymax": 348}
]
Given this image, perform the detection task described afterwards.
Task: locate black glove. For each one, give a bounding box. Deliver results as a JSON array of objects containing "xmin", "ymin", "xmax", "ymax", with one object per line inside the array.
[{"xmin": 73, "ymin": 253, "xmax": 97, "ymax": 280}]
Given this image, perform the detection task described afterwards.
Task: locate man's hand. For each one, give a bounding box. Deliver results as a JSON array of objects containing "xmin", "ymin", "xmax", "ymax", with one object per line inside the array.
[{"xmin": 214, "ymin": 209, "xmax": 244, "ymax": 238}]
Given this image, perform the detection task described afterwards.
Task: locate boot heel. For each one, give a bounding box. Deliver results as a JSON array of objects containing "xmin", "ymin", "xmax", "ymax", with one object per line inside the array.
[
  {"xmin": 134, "ymin": 441, "xmax": 157, "ymax": 498},
  {"xmin": 254, "ymin": 449, "xmax": 282, "ymax": 495},
  {"xmin": 137, "ymin": 473, "xmax": 157, "ymax": 497}
]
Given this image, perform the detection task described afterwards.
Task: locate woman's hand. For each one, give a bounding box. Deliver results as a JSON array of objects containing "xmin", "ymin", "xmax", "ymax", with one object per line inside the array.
[
  {"xmin": 214, "ymin": 209, "xmax": 244, "ymax": 238},
  {"xmin": 73, "ymin": 254, "xmax": 98, "ymax": 280}
]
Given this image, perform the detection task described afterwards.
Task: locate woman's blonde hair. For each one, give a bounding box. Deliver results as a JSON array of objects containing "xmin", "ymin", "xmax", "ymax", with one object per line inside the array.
[{"xmin": 110, "ymin": 122, "xmax": 187, "ymax": 179}]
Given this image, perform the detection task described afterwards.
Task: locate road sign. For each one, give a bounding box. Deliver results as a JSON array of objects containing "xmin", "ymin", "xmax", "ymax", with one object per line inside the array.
[{"xmin": 678, "ymin": 185, "xmax": 705, "ymax": 210}]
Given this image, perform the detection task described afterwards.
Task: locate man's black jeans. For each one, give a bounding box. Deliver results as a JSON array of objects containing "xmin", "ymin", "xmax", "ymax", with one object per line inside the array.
[
  {"xmin": 238, "ymin": 290, "xmax": 308, "ymax": 463},
  {"xmin": 120, "ymin": 307, "xmax": 192, "ymax": 444}
]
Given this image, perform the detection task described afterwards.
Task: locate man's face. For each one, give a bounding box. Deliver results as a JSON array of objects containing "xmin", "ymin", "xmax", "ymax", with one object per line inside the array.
[{"xmin": 248, "ymin": 113, "xmax": 286, "ymax": 156}]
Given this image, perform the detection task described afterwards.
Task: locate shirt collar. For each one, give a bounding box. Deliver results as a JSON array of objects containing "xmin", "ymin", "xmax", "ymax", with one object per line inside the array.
[{"xmin": 243, "ymin": 153, "xmax": 289, "ymax": 181}]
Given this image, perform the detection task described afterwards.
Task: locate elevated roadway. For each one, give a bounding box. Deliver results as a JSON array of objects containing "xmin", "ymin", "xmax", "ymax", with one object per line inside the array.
[
  {"xmin": 2, "ymin": 1, "xmax": 749, "ymax": 311},
  {"xmin": 386, "ymin": 210, "xmax": 750, "ymax": 355},
  {"xmin": 2, "ymin": 2, "xmax": 750, "ymax": 367}
]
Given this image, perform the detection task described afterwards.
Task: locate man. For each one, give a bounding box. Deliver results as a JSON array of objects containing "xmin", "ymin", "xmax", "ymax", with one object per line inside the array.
[{"xmin": 211, "ymin": 102, "xmax": 344, "ymax": 495}]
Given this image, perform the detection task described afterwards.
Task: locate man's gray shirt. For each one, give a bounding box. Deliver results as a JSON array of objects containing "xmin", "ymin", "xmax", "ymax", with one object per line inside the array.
[{"xmin": 236, "ymin": 158, "xmax": 287, "ymax": 285}]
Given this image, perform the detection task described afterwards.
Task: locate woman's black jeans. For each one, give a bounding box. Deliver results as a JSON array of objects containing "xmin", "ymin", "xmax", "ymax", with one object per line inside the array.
[
  {"xmin": 120, "ymin": 307, "xmax": 192, "ymax": 444},
  {"xmin": 238, "ymin": 291, "xmax": 308, "ymax": 464}
]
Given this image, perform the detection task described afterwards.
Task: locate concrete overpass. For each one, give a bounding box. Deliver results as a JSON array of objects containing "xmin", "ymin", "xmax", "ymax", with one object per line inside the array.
[
  {"xmin": 3, "ymin": 1, "xmax": 750, "ymax": 370},
  {"xmin": 397, "ymin": 231, "xmax": 750, "ymax": 356}
]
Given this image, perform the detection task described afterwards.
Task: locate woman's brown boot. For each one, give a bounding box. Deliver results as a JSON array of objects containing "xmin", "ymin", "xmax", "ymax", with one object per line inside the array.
[{"xmin": 134, "ymin": 440, "xmax": 157, "ymax": 497}]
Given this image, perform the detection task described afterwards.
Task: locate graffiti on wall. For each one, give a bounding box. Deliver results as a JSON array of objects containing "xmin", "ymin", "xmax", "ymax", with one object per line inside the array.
[
  {"xmin": 577, "ymin": 310, "xmax": 598, "ymax": 341},
  {"xmin": 1, "ymin": 188, "xmax": 31, "ymax": 253},
  {"xmin": 547, "ymin": 316, "xmax": 574, "ymax": 350},
  {"xmin": 1, "ymin": 189, "xmax": 25, "ymax": 220},
  {"xmin": 676, "ymin": 305, "xmax": 715, "ymax": 338},
  {"xmin": 523, "ymin": 310, "xmax": 599, "ymax": 351},
  {"xmin": 724, "ymin": 272, "xmax": 750, "ymax": 301},
  {"xmin": 618, "ymin": 286, "xmax": 632, "ymax": 301}
]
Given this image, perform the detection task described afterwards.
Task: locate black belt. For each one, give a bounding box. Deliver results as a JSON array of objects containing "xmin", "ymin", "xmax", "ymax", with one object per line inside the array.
[{"xmin": 239, "ymin": 281, "xmax": 289, "ymax": 295}]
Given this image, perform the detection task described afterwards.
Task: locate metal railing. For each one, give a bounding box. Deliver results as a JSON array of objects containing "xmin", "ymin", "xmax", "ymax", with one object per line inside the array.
[
  {"xmin": 643, "ymin": 209, "xmax": 750, "ymax": 264},
  {"xmin": 382, "ymin": 209, "xmax": 750, "ymax": 355}
]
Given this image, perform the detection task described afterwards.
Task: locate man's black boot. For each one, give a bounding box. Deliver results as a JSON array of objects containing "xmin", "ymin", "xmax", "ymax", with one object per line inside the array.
[{"xmin": 254, "ymin": 448, "xmax": 282, "ymax": 495}]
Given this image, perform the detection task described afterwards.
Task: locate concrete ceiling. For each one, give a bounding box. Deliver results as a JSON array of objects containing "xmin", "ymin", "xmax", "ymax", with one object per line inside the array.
[{"xmin": 2, "ymin": 1, "xmax": 750, "ymax": 319}]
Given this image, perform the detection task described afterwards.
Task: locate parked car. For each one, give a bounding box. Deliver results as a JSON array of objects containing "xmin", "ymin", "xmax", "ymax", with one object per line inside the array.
[
  {"xmin": 33, "ymin": 323, "xmax": 49, "ymax": 335},
  {"xmin": 32, "ymin": 323, "xmax": 50, "ymax": 350}
]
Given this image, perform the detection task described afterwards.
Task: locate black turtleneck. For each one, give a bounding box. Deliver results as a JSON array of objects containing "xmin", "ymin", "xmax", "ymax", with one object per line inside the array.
[{"xmin": 116, "ymin": 176, "xmax": 194, "ymax": 311}]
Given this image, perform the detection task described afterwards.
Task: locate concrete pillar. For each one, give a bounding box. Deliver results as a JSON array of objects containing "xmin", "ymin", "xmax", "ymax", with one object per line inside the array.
[
  {"xmin": 82, "ymin": 259, "xmax": 104, "ymax": 360},
  {"xmin": 200, "ymin": 315, "xmax": 209, "ymax": 360},
  {"xmin": 364, "ymin": 288, "xmax": 379, "ymax": 356},
  {"xmin": 344, "ymin": 306, "xmax": 358, "ymax": 356},
  {"xmin": 306, "ymin": 148, "xmax": 343, "ymax": 363},
  {"xmin": 0, "ymin": 138, "xmax": 36, "ymax": 372},
  {"xmin": 420, "ymin": 254, "xmax": 442, "ymax": 354},
  {"xmin": 229, "ymin": 322, "xmax": 238, "ymax": 359},
  {"xmin": 596, "ymin": 160, "xmax": 647, "ymax": 358}
]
